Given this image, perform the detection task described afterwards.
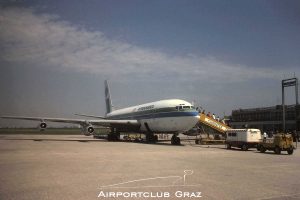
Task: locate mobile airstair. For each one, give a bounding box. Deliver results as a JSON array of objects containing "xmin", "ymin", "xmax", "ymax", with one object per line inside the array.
[{"xmin": 195, "ymin": 113, "xmax": 231, "ymax": 144}]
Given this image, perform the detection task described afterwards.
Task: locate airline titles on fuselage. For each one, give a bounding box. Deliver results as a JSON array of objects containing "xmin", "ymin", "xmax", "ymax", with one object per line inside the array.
[{"xmin": 137, "ymin": 105, "xmax": 155, "ymax": 112}]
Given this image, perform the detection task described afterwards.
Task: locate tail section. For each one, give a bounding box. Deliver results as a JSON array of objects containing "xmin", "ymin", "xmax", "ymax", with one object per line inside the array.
[{"xmin": 104, "ymin": 80, "xmax": 113, "ymax": 115}]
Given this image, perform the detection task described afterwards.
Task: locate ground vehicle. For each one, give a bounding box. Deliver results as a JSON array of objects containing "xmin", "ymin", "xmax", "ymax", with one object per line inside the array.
[
  {"xmin": 257, "ymin": 133, "xmax": 295, "ymax": 155},
  {"xmin": 225, "ymin": 129, "xmax": 261, "ymax": 151}
]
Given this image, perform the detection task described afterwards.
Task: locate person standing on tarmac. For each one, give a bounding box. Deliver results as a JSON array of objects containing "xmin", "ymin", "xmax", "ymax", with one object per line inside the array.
[
  {"xmin": 292, "ymin": 131, "xmax": 297, "ymax": 142},
  {"xmin": 263, "ymin": 132, "xmax": 267, "ymax": 141}
]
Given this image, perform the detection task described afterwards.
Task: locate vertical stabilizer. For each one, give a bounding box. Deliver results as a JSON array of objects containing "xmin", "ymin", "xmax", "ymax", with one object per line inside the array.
[{"xmin": 104, "ymin": 80, "xmax": 113, "ymax": 115}]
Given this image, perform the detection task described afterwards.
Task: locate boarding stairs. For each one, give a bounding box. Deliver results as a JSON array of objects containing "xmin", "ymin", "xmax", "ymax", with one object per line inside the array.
[
  {"xmin": 198, "ymin": 113, "xmax": 231, "ymax": 134},
  {"xmin": 194, "ymin": 113, "xmax": 231, "ymax": 144}
]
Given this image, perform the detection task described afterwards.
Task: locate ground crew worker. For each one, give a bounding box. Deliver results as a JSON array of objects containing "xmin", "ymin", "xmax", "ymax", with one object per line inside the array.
[
  {"xmin": 221, "ymin": 119, "xmax": 226, "ymax": 124},
  {"xmin": 207, "ymin": 112, "xmax": 211, "ymax": 117},
  {"xmin": 263, "ymin": 132, "xmax": 267, "ymax": 141}
]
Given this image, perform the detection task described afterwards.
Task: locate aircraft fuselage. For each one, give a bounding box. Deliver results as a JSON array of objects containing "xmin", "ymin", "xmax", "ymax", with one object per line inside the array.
[{"xmin": 106, "ymin": 99, "xmax": 199, "ymax": 133}]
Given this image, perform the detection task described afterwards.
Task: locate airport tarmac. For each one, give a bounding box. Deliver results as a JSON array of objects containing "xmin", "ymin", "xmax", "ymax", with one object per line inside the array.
[{"xmin": 0, "ymin": 134, "xmax": 299, "ymax": 200}]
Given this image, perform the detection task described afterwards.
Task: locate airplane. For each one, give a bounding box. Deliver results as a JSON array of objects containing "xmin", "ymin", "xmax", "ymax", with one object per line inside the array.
[{"xmin": 1, "ymin": 80, "xmax": 200, "ymax": 145}]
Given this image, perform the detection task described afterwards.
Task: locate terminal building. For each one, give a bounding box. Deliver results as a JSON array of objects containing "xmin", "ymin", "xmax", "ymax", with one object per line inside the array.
[{"xmin": 229, "ymin": 104, "xmax": 300, "ymax": 132}]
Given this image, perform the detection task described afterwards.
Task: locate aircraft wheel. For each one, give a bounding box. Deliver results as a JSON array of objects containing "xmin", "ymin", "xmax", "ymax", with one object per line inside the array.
[
  {"xmin": 154, "ymin": 135, "xmax": 158, "ymax": 142},
  {"xmin": 146, "ymin": 134, "xmax": 157, "ymax": 143},
  {"xmin": 171, "ymin": 135, "xmax": 180, "ymax": 145},
  {"xmin": 176, "ymin": 137, "xmax": 181, "ymax": 145}
]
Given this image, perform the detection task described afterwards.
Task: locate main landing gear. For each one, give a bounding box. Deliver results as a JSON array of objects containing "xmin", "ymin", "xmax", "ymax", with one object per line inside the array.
[
  {"xmin": 146, "ymin": 133, "xmax": 158, "ymax": 143},
  {"xmin": 171, "ymin": 134, "xmax": 181, "ymax": 145},
  {"xmin": 146, "ymin": 133, "xmax": 180, "ymax": 145},
  {"xmin": 107, "ymin": 128, "xmax": 120, "ymax": 141}
]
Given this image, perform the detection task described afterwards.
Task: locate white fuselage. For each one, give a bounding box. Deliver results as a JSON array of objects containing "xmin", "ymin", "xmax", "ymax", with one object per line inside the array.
[{"xmin": 106, "ymin": 99, "xmax": 199, "ymax": 133}]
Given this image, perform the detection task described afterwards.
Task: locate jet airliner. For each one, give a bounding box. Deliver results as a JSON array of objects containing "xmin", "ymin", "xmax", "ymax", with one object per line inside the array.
[{"xmin": 1, "ymin": 80, "xmax": 199, "ymax": 145}]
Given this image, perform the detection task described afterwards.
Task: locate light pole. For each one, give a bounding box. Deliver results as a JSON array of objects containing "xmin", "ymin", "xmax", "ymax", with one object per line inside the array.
[{"xmin": 282, "ymin": 78, "xmax": 299, "ymax": 132}]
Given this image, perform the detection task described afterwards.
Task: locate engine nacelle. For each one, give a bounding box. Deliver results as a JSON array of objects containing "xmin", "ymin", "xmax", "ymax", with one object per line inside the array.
[
  {"xmin": 87, "ymin": 126, "xmax": 94, "ymax": 134},
  {"xmin": 39, "ymin": 122, "xmax": 47, "ymax": 131},
  {"xmin": 82, "ymin": 125, "xmax": 94, "ymax": 136}
]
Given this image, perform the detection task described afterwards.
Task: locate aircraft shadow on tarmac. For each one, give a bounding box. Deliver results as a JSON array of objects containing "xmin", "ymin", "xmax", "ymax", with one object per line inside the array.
[
  {"xmin": 0, "ymin": 137, "xmax": 295, "ymax": 153},
  {"xmin": 0, "ymin": 138, "xmax": 108, "ymax": 143},
  {"xmin": 0, "ymin": 137, "xmax": 184, "ymax": 146},
  {"xmin": 0, "ymin": 136, "xmax": 225, "ymax": 147}
]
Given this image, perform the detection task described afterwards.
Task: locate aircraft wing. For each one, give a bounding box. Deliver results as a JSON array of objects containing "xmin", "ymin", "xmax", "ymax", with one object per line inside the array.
[
  {"xmin": 1, "ymin": 116, "xmax": 140, "ymax": 127},
  {"xmin": 74, "ymin": 113, "xmax": 106, "ymax": 119}
]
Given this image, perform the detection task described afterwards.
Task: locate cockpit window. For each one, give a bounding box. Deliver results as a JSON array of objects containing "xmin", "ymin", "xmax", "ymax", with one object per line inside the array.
[{"xmin": 176, "ymin": 106, "xmax": 183, "ymax": 110}]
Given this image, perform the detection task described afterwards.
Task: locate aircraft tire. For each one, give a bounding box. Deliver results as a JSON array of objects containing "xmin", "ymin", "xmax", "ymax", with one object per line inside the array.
[{"xmin": 171, "ymin": 135, "xmax": 180, "ymax": 145}]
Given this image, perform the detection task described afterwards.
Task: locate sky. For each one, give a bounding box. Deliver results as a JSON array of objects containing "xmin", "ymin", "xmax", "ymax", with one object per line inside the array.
[{"xmin": 0, "ymin": 0, "xmax": 300, "ymax": 127}]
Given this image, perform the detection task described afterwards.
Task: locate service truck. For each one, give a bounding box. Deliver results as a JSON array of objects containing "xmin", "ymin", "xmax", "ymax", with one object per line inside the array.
[
  {"xmin": 257, "ymin": 133, "xmax": 295, "ymax": 155},
  {"xmin": 225, "ymin": 129, "xmax": 262, "ymax": 151}
]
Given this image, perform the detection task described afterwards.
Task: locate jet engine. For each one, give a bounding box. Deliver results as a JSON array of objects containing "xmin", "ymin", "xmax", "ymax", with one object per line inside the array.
[
  {"xmin": 39, "ymin": 122, "xmax": 47, "ymax": 131},
  {"xmin": 82, "ymin": 125, "xmax": 94, "ymax": 136}
]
